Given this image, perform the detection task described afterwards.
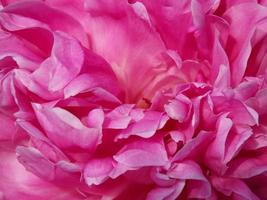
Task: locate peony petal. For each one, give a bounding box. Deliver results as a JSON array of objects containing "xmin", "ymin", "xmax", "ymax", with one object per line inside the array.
[
  {"xmin": 114, "ymin": 139, "xmax": 168, "ymax": 168},
  {"xmin": 223, "ymin": 2, "xmax": 267, "ymax": 86},
  {"xmin": 0, "ymin": 30, "xmax": 42, "ymax": 70},
  {"xmin": 172, "ymin": 130, "xmax": 214, "ymax": 162},
  {"xmin": 84, "ymin": 157, "xmax": 114, "ymax": 186},
  {"xmin": 16, "ymin": 146, "xmax": 81, "ymax": 185},
  {"xmin": 205, "ymin": 115, "xmax": 233, "ymax": 174},
  {"xmin": 0, "ymin": 112, "xmax": 18, "ymax": 141},
  {"xmin": 16, "ymin": 146, "xmax": 56, "ymax": 181},
  {"xmin": 32, "ymin": 31, "xmax": 84, "ymax": 92},
  {"xmin": 213, "ymin": 96, "xmax": 259, "ymax": 126},
  {"xmin": 1, "ymin": 0, "xmax": 88, "ymax": 46},
  {"xmin": 116, "ymin": 111, "xmax": 168, "ymax": 139},
  {"xmin": 146, "ymin": 181, "xmax": 185, "ymax": 200},
  {"xmin": 32, "ymin": 103, "xmax": 101, "ymax": 150},
  {"xmin": 84, "ymin": 0, "xmax": 179, "ymax": 102},
  {"xmin": 87, "ymin": 108, "xmax": 104, "ymax": 128},
  {"xmin": 64, "ymin": 48, "xmax": 122, "ymax": 99},
  {"xmin": 164, "ymin": 94, "xmax": 192, "ymax": 122},
  {"xmin": 103, "ymin": 104, "xmax": 135, "ymax": 129},
  {"xmin": 226, "ymin": 152, "xmax": 267, "ymax": 178},
  {"xmin": 17, "ymin": 120, "xmax": 68, "ymax": 162},
  {"xmin": 211, "ymin": 176, "xmax": 260, "ymax": 200},
  {"xmin": 0, "ymin": 143, "xmax": 84, "ymax": 200},
  {"xmin": 168, "ymin": 160, "xmax": 211, "ymax": 198}
]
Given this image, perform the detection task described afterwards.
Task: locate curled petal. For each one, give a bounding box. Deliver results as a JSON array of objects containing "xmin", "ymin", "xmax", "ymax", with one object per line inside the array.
[{"xmin": 32, "ymin": 103, "xmax": 101, "ymax": 150}]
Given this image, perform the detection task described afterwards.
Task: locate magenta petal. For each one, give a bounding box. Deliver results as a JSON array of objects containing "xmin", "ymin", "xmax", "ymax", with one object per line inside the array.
[
  {"xmin": 32, "ymin": 103, "xmax": 101, "ymax": 150},
  {"xmin": 1, "ymin": 0, "xmax": 88, "ymax": 45},
  {"xmin": 33, "ymin": 31, "xmax": 84, "ymax": 92},
  {"xmin": 168, "ymin": 160, "xmax": 211, "ymax": 198},
  {"xmin": 84, "ymin": 157, "xmax": 114, "ymax": 186},
  {"xmin": 147, "ymin": 181, "xmax": 185, "ymax": 200},
  {"xmin": 114, "ymin": 140, "xmax": 168, "ymax": 168},
  {"xmin": 17, "ymin": 120, "xmax": 68, "ymax": 162},
  {"xmin": 0, "ymin": 113, "xmax": 18, "ymax": 141},
  {"xmin": 0, "ymin": 143, "xmax": 83, "ymax": 200},
  {"xmin": 226, "ymin": 153, "xmax": 267, "ymax": 178},
  {"xmin": 103, "ymin": 104, "xmax": 134, "ymax": 129},
  {"xmin": 211, "ymin": 176, "xmax": 260, "ymax": 200},
  {"xmin": 116, "ymin": 111, "xmax": 168, "ymax": 139},
  {"xmin": 87, "ymin": 108, "xmax": 104, "ymax": 128},
  {"xmin": 164, "ymin": 94, "xmax": 191, "ymax": 122},
  {"xmin": 205, "ymin": 115, "xmax": 233, "ymax": 173},
  {"xmin": 16, "ymin": 146, "xmax": 56, "ymax": 180}
]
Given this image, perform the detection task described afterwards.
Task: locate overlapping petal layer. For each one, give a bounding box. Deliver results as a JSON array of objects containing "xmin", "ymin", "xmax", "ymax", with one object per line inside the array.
[{"xmin": 1, "ymin": 0, "xmax": 267, "ymax": 199}]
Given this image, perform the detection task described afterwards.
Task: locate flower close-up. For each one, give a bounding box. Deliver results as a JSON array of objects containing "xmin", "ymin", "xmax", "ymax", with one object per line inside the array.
[{"xmin": 1, "ymin": 0, "xmax": 267, "ymax": 199}]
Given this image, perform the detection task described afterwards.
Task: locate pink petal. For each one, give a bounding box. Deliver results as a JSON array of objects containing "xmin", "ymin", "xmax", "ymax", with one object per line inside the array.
[
  {"xmin": 114, "ymin": 139, "xmax": 168, "ymax": 168},
  {"xmin": 211, "ymin": 176, "xmax": 260, "ymax": 200},
  {"xmin": 223, "ymin": 3, "xmax": 267, "ymax": 86},
  {"xmin": 0, "ymin": 143, "xmax": 84, "ymax": 200},
  {"xmin": 226, "ymin": 152, "xmax": 267, "ymax": 178},
  {"xmin": 16, "ymin": 146, "xmax": 81, "ymax": 184},
  {"xmin": 147, "ymin": 181, "xmax": 185, "ymax": 200},
  {"xmin": 17, "ymin": 120, "xmax": 68, "ymax": 162},
  {"xmin": 32, "ymin": 103, "xmax": 101, "ymax": 150},
  {"xmin": 172, "ymin": 130, "xmax": 214, "ymax": 162},
  {"xmin": 1, "ymin": 0, "xmax": 88, "ymax": 46},
  {"xmin": 64, "ymin": 48, "xmax": 122, "ymax": 98},
  {"xmin": 32, "ymin": 31, "xmax": 84, "ymax": 92},
  {"xmin": 168, "ymin": 160, "xmax": 211, "ymax": 198},
  {"xmin": 0, "ymin": 30, "xmax": 42, "ymax": 70},
  {"xmin": 116, "ymin": 111, "xmax": 168, "ymax": 139},
  {"xmin": 103, "ymin": 104, "xmax": 135, "ymax": 129},
  {"xmin": 84, "ymin": 0, "xmax": 179, "ymax": 102},
  {"xmin": 213, "ymin": 97, "xmax": 259, "ymax": 126},
  {"xmin": 205, "ymin": 115, "xmax": 233, "ymax": 173},
  {"xmin": 87, "ymin": 108, "xmax": 104, "ymax": 128},
  {"xmin": 164, "ymin": 94, "xmax": 192, "ymax": 122},
  {"xmin": 84, "ymin": 157, "xmax": 114, "ymax": 186},
  {"xmin": 16, "ymin": 146, "xmax": 56, "ymax": 181}
]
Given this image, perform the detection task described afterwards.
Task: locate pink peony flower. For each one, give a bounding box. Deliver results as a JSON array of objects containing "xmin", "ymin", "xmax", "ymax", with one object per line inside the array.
[{"xmin": 1, "ymin": 0, "xmax": 267, "ymax": 199}]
